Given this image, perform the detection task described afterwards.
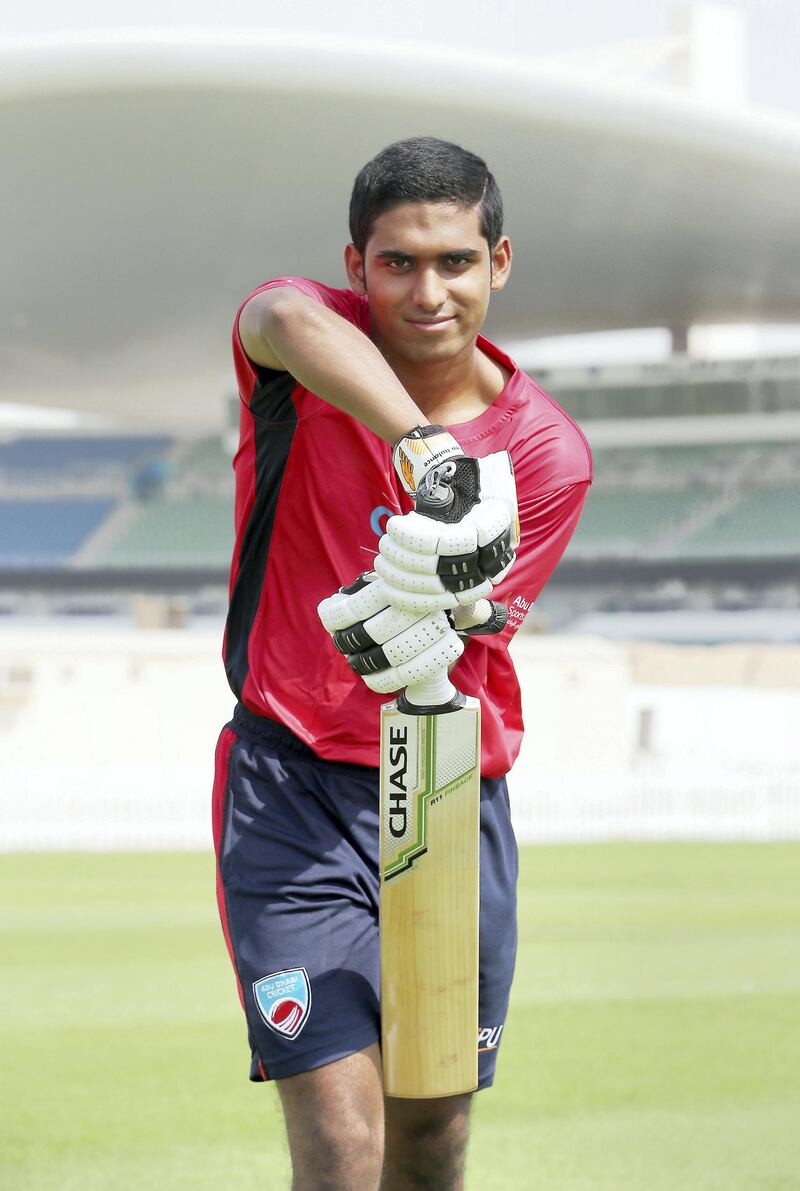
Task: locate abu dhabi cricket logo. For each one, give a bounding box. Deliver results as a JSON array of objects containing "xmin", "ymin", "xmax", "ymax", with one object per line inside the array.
[{"xmin": 253, "ymin": 968, "xmax": 312, "ymax": 1039}]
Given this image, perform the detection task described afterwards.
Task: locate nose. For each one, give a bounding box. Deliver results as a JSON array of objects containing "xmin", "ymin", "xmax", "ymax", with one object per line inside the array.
[{"xmin": 412, "ymin": 267, "xmax": 447, "ymax": 312}]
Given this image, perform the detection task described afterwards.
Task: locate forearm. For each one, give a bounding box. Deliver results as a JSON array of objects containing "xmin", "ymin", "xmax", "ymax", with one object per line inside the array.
[{"xmin": 255, "ymin": 291, "xmax": 427, "ymax": 443}]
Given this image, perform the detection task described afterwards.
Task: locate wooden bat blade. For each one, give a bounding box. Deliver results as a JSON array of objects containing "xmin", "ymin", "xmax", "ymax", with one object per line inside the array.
[{"xmin": 379, "ymin": 697, "xmax": 480, "ymax": 1098}]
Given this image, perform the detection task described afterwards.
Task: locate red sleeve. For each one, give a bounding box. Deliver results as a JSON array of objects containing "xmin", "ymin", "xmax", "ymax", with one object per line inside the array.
[
  {"xmin": 494, "ymin": 479, "xmax": 590, "ymax": 634},
  {"xmin": 449, "ymin": 474, "xmax": 590, "ymax": 729},
  {"xmin": 460, "ymin": 476, "xmax": 589, "ymax": 652},
  {"xmin": 483, "ymin": 399, "xmax": 593, "ymax": 641},
  {"xmin": 239, "ymin": 276, "xmax": 365, "ymax": 324},
  {"xmin": 231, "ymin": 277, "xmax": 368, "ymax": 415}
]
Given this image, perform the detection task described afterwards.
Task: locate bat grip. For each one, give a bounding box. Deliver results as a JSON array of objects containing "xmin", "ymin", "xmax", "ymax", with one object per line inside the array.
[{"xmin": 398, "ymin": 672, "xmax": 466, "ymax": 716}]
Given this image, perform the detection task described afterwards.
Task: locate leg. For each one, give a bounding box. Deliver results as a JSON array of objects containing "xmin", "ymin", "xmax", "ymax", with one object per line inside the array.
[
  {"xmin": 277, "ymin": 1043, "xmax": 385, "ymax": 1191},
  {"xmin": 215, "ymin": 724, "xmax": 386, "ymax": 1186},
  {"xmin": 381, "ymin": 1093, "xmax": 473, "ymax": 1191}
]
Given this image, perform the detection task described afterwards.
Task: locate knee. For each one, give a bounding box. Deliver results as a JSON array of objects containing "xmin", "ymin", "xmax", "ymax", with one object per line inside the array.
[
  {"xmin": 292, "ymin": 1113, "xmax": 383, "ymax": 1190},
  {"xmin": 383, "ymin": 1099, "xmax": 471, "ymax": 1190},
  {"xmin": 321, "ymin": 1110, "xmax": 382, "ymax": 1167},
  {"xmin": 278, "ymin": 1045, "xmax": 385, "ymax": 1190}
]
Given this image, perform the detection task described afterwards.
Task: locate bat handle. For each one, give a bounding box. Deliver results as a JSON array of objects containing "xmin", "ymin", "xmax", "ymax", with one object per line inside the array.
[{"xmin": 397, "ymin": 671, "xmax": 466, "ymax": 716}]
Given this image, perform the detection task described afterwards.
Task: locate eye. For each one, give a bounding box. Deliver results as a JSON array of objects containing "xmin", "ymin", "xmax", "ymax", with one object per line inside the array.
[
  {"xmin": 444, "ymin": 254, "xmax": 472, "ymax": 269},
  {"xmin": 386, "ymin": 258, "xmax": 412, "ymax": 270}
]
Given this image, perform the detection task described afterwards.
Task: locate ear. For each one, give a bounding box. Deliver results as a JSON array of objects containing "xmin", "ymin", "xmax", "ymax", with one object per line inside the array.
[
  {"xmin": 489, "ymin": 237, "xmax": 512, "ymax": 292},
  {"xmin": 344, "ymin": 243, "xmax": 367, "ymax": 296}
]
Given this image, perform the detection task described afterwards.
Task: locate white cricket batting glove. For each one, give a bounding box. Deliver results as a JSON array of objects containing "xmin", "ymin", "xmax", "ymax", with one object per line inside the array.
[
  {"xmin": 376, "ymin": 425, "xmax": 520, "ymax": 614},
  {"xmin": 317, "ymin": 573, "xmax": 507, "ymax": 696}
]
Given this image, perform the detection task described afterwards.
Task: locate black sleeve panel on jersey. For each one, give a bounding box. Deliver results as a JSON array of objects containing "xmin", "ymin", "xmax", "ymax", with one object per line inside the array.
[{"xmin": 224, "ymin": 370, "xmax": 299, "ymax": 700}]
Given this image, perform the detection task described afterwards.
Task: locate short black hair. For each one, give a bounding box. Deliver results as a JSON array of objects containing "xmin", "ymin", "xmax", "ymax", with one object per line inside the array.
[{"xmin": 349, "ymin": 137, "xmax": 503, "ymax": 254}]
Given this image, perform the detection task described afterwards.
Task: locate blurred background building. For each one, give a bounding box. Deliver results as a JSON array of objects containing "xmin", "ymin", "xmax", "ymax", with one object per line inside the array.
[{"xmin": 1, "ymin": 1, "xmax": 798, "ymax": 845}]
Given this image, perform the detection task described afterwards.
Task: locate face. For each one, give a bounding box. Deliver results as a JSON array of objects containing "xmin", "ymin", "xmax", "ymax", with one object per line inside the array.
[{"xmin": 344, "ymin": 201, "xmax": 511, "ymax": 368}]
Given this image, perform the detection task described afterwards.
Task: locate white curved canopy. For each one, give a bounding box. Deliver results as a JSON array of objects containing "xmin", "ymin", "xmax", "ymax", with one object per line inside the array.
[{"xmin": 3, "ymin": 31, "xmax": 800, "ymax": 430}]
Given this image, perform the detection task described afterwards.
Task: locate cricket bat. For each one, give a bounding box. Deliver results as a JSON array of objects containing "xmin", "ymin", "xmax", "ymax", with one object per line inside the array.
[{"xmin": 379, "ymin": 671, "xmax": 480, "ymax": 1098}]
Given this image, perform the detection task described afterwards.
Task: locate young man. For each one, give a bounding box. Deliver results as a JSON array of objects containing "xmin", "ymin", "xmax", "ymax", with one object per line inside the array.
[{"xmin": 213, "ymin": 137, "xmax": 592, "ymax": 1190}]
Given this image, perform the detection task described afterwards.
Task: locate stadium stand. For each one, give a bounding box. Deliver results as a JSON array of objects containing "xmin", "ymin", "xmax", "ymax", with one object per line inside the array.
[
  {"xmin": 565, "ymin": 489, "xmax": 710, "ymax": 558},
  {"xmin": 680, "ymin": 485, "xmax": 800, "ymax": 558},
  {"xmin": 561, "ymin": 440, "xmax": 800, "ymax": 563},
  {"xmin": 0, "ymin": 434, "xmax": 184, "ymax": 572},
  {"xmin": 0, "ymin": 429, "xmax": 796, "ymax": 614},
  {"xmin": 0, "ymin": 499, "xmax": 117, "ymax": 567},
  {"xmin": 177, "ymin": 436, "xmax": 234, "ymax": 485},
  {"xmin": 0, "ymin": 435, "xmax": 173, "ymax": 479},
  {"xmin": 98, "ymin": 495, "xmax": 234, "ymax": 569}
]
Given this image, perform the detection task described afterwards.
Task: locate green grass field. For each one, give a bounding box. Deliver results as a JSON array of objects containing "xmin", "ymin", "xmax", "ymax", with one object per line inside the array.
[{"xmin": 2, "ymin": 844, "xmax": 799, "ymax": 1190}]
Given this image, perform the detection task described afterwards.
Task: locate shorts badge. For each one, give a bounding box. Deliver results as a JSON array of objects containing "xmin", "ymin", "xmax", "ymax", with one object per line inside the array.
[{"xmin": 253, "ymin": 967, "xmax": 312, "ymax": 1040}]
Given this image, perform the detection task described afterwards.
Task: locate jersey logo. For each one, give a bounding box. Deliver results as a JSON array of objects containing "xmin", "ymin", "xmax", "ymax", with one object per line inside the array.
[
  {"xmin": 253, "ymin": 968, "xmax": 312, "ymax": 1039},
  {"xmin": 370, "ymin": 505, "xmax": 395, "ymax": 537}
]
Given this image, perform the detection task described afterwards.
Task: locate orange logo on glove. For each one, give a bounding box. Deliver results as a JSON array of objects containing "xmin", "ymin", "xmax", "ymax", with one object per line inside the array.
[{"xmin": 398, "ymin": 449, "xmax": 416, "ymax": 493}]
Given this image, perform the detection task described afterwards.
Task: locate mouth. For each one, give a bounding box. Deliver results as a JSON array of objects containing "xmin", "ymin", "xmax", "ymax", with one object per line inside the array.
[{"xmin": 406, "ymin": 317, "xmax": 456, "ymax": 332}]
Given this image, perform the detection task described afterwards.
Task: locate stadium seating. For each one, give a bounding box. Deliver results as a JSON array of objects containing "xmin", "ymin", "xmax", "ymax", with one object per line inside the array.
[
  {"xmin": 178, "ymin": 436, "xmax": 233, "ymax": 483},
  {"xmin": 565, "ymin": 442, "xmax": 800, "ymax": 561},
  {"xmin": 98, "ymin": 496, "xmax": 234, "ymax": 569},
  {"xmin": 565, "ymin": 489, "xmax": 709, "ymax": 558},
  {"xmin": 0, "ymin": 499, "xmax": 116, "ymax": 567},
  {"xmin": 679, "ymin": 485, "xmax": 800, "ymax": 558},
  {"xmin": 0, "ymin": 431, "xmax": 796, "ymax": 574},
  {"xmin": 0, "ymin": 435, "xmax": 173, "ymax": 477}
]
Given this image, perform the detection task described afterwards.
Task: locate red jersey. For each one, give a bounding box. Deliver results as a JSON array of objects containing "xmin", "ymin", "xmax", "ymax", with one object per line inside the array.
[{"xmin": 225, "ymin": 277, "xmax": 592, "ymax": 777}]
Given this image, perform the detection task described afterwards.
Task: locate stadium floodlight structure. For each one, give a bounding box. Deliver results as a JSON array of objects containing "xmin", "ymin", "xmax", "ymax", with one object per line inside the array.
[{"xmin": 1, "ymin": 20, "xmax": 800, "ymax": 431}]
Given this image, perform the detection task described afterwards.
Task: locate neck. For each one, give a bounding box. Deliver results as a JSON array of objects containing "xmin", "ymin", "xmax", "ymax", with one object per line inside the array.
[{"xmin": 379, "ymin": 339, "xmax": 505, "ymax": 426}]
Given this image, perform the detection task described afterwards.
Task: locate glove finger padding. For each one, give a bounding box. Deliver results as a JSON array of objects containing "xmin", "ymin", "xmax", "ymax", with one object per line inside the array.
[
  {"xmin": 345, "ymin": 610, "xmax": 452, "ymax": 675},
  {"xmin": 332, "ymin": 601, "xmax": 430, "ymax": 651},
  {"xmin": 318, "ymin": 571, "xmax": 463, "ymax": 694},
  {"xmin": 377, "ymin": 494, "xmax": 516, "ymax": 604},
  {"xmin": 373, "ymin": 581, "xmax": 497, "ymax": 617},
  {"xmin": 317, "ymin": 572, "xmax": 391, "ymax": 633},
  {"xmin": 383, "ymin": 510, "xmax": 446, "ymax": 555},
  {"xmin": 373, "ymin": 553, "xmax": 450, "ymax": 598},
  {"xmin": 360, "ymin": 632, "xmax": 464, "ymax": 695},
  {"xmin": 376, "ymin": 532, "xmax": 441, "ymax": 577}
]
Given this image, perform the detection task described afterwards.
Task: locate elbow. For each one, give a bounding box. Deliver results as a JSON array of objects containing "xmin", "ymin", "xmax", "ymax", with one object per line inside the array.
[
  {"xmin": 256, "ymin": 287, "xmax": 308, "ymax": 335},
  {"xmin": 239, "ymin": 286, "xmax": 315, "ymax": 362}
]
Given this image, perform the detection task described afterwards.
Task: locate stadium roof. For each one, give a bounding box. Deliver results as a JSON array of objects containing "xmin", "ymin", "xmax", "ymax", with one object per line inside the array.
[{"xmin": 3, "ymin": 30, "xmax": 800, "ymax": 430}]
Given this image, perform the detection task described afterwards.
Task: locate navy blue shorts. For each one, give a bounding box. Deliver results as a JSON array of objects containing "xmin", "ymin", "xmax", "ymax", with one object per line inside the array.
[{"xmin": 212, "ymin": 704, "xmax": 518, "ymax": 1090}]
